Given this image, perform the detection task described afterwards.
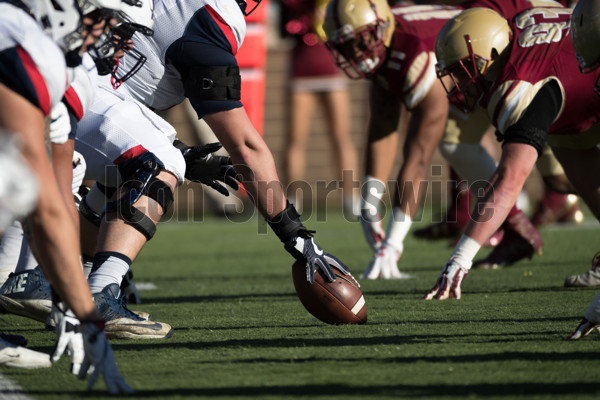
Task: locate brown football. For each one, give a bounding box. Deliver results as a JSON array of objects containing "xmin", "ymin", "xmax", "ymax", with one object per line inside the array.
[{"xmin": 291, "ymin": 261, "xmax": 367, "ymax": 325}]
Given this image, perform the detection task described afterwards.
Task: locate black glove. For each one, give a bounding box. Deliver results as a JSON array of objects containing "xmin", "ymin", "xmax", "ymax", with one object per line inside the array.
[
  {"xmin": 285, "ymin": 236, "xmax": 352, "ymax": 283},
  {"xmin": 268, "ymin": 201, "xmax": 352, "ymax": 283},
  {"xmin": 173, "ymin": 139, "xmax": 240, "ymax": 196}
]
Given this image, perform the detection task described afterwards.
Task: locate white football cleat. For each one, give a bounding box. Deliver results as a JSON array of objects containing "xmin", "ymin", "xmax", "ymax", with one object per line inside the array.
[{"xmin": 0, "ymin": 335, "xmax": 51, "ymax": 369}]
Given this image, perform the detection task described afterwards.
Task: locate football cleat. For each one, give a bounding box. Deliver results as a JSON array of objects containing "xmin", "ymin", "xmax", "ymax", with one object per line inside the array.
[
  {"xmin": 0, "ymin": 268, "xmax": 51, "ymax": 323},
  {"xmin": 0, "ymin": 335, "xmax": 51, "ymax": 369},
  {"xmin": 93, "ymin": 283, "xmax": 172, "ymax": 340},
  {"xmin": 564, "ymin": 251, "xmax": 600, "ymax": 287},
  {"xmin": 472, "ymin": 211, "xmax": 543, "ymax": 270},
  {"xmin": 531, "ymin": 192, "xmax": 584, "ymax": 227}
]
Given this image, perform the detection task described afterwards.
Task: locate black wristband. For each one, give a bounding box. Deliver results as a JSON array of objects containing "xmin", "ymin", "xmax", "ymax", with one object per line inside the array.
[{"xmin": 267, "ymin": 201, "xmax": 314, "ymax": 243}]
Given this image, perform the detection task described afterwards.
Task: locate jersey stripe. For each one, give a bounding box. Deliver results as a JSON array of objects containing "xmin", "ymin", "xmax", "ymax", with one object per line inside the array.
[
  {"xmin": 16, "ymin": 46, "xmax": 50, "ymax": 116},
  {"xmin": 205, "ymin": 5, "xmax": 238, "ymax": 55}
]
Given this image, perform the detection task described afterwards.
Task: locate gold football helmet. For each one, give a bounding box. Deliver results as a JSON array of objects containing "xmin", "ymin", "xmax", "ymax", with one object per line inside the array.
[
  {"xmin": 571, "ymin": 0, "xmax": 600, "ymax": 83},
  {"xmin": 435, "ymin": 8, "xmax": 512, "ymax": 112},
  {"xmin": 322, "ymin": 0, "xmax": 395, "ymax": 79}
]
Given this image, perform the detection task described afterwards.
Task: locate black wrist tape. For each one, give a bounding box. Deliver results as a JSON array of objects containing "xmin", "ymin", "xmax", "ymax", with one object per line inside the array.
[{"xmin": 267, "ymin": 201, "xmax": 314, "ymax": 243}]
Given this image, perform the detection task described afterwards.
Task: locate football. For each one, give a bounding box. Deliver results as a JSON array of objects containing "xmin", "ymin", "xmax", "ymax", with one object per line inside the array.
[{"xmin": 291, "ymin": 261, "xmax": 367, "ymax": 325}]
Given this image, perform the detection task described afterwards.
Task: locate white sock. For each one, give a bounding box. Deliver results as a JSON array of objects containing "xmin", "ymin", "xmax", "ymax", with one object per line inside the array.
[
  {"xmin": 0, "ymin": 221, "xmax": 38, "ymax": 276},
  {"xmin": 384, "ymin": 208, "xmax": 412, "ymax": 253},
  {"xmin": 450, "ymin": 235, "xmax": 482, "ymax": 270},
  {"xmin": 0, "ymin": 221, "xmax": 24, "ymax": 278},
  {"xmin": 361, "ymin": 176, "xmax": 385, "ymax": 221},
  {"xmin": 14, "ymin": 242, "xmax": 38, "ymax": 273},
  {"xmin": 88, "ymin": 252, "xmax": 131, "ymax": 294}
]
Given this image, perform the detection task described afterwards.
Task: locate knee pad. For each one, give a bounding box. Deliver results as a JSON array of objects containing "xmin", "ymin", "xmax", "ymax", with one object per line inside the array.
[{"xmin": 105, "ymin": 152, "xmax": 174, "ymax": 240}]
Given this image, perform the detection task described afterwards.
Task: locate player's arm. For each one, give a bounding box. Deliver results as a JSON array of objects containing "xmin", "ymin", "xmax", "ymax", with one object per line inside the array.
[
  {"xmin": 425, "ymin": 79, "xmax": 562, "ymax": 300},
  {"xmin": 49, "ymin": 98, "xmax": 79, "ymax": 228},
  {"xmin": 395, "ymin": 80, "xmax": 449, "ymax": 213},
  {"xmin": 359, "ymin": 84, "xmax": 403, "ymax": 250}
]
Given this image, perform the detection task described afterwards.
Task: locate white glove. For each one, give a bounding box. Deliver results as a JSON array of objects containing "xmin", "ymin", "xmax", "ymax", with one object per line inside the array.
[
  {"xmin": 361, "ymin": 244, "xmax": 411, "ymax": 280},
  {"xmin": 423, "ymin": 259, "xmax": 469, "ymax": 300},
  {"xmin": 49, "ymin": 102, "xmax": 71, "ymax": 144},
  {"xmin": 78, "ymin": 321, "xmax": 134, "ymax": 394},
  {"xmin": 50, "ymin": 302, "xmax": 85, "ymax": 375}
]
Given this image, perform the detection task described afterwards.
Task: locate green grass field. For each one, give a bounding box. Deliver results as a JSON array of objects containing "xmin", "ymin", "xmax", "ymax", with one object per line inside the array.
[{"xmin": 2, "ymin": 206, "xmax": 600, "ymax": 399}]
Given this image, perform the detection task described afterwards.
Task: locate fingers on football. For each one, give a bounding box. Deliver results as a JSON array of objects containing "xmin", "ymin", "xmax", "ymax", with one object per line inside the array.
[
  {"xmin": 315, "ymin": 258, "xmax": 336, "ymax": 282},
  {"xmin": 324, "ymin": 253, "xmax": 350, "ymax": 275}
]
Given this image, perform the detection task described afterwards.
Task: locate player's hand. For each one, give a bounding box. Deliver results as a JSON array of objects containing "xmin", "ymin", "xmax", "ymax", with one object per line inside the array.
[
  {"xmin": 360, "ymin": 210, "xmax": 385, "ymax": 251},
  {"xmin": 568, "ymin": 318, "xmax": 600, "ymax": 340},
  {"xmin": 78, "ymin": 321, "xmax": 134, "ymax": 394},
  {"xmin": 50, "ymin": 302, "xmax": 85, "ymax": 375},
  {"xmin": 173, "ymin": 139, "xmax": 239, "ymax": 196},
  {"xmin": 361, "ymin": 244, "xmax": 409, "ymax": 280},
  {"xmin": 49, "ymin": 102, "xmax": 71, "ymax": 144},
  {"xmin": 423, "ymin": 259, "xmax": 468, "ymax": 300},
  {"xmin": 285, "ymin": 236, "xmax": 351, "ymax": 283}
]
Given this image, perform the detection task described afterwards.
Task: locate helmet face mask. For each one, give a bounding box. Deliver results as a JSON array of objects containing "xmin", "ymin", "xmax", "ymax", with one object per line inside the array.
[
  {"xmin": 326, "ymin": 22, "xmax": 389, "ymax": 79},
  {"xmin": 436, "ymin": 34, "xmax": 491, "ymax": 113},
  {"xmin": 323, "ymin": 0, "xmax": 395, "ymax": 80},
  {"xmin": 435, "ymin": 8, "xmax": 511, "ymax": 112},
  {"xmin": 87, "ymin": 0, "xmax": 154, "ymax": 87}
]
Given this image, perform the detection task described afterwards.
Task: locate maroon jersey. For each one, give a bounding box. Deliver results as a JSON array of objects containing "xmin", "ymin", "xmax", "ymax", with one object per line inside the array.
[
  {"xmin": 481, "ymin": 7, "xmax": 600, "ymax": 136},
  {"xmin": 375, "ymin": 0, "xmax": 562, "ymax": 109},
  {"xmin": 375, "ymin": 5, "xmax": 462, "ymax": 109},
  {"xmin": 463, "ymin": 0, "xmax": 564, "ymax": 15}
]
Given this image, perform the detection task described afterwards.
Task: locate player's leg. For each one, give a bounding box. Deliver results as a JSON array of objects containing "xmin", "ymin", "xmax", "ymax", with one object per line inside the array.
[
  {"xmin": 414, "ymin": 109, "xmax": 493, "ymax": 240},
  {"xmin": 321, "ymin": 87, "xmax": 359, "ymax": 218},
  {"xmin": 0, "ymin": 84, "xmax": 97, "ymax": 322},
  {"xmin": 531, "ymin": 145, "xmax": 583, "ymax": 227},
  {"xmin": 75, "ymin": 94, "xmax": 184, "ymax": 339},
  {"xmin": 0, "ymin": 151, "xmax": 86, "ymax": 323},
  {"xmin": 286, "ymin": 88, "xmax": 316, "ymax": 210}
]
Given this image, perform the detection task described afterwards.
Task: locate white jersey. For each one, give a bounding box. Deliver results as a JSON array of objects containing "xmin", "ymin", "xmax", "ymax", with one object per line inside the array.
[
  {"xmin": 0, "ymin": 3, "xmax": 68, "ymax": 113},
  {"xmin": 109, "ymin": 0, "xmax": 246, "ymax": 110}
]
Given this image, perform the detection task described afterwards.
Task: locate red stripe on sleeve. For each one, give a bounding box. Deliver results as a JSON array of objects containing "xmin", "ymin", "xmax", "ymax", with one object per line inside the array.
[
  {"xmin": 63, "ymin": 85, "xmax": 85, "ymax": 121},
  {"xmin": 205, "ymin": 5, "xmax": 239, "ymax": 55},
  {"xmin": 16, "ymin": 46, "xmax": 51, "ymax": 116}
]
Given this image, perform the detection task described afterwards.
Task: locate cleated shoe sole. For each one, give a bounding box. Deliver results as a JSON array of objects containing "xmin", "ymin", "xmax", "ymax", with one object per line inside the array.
[
  {"xmin": 104, "ymin": 318, "xmax": 173, "ymax": 340},
  {"xmin": 0, "ymin": 295, "xmax": 51, "ymax": 323}
]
